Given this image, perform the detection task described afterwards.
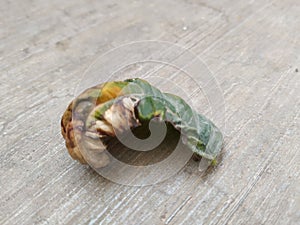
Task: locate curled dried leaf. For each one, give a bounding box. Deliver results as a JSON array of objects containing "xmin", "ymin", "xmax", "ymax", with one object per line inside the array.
[{"xmin": 61, "ymin": 78, "xmax": 223, "ymax": 168}]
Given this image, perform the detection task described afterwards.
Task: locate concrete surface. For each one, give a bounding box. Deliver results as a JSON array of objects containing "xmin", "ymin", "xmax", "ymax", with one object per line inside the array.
[{"xmin": 1, "ymin": 0, "xmax": 299, "ymax": 224}]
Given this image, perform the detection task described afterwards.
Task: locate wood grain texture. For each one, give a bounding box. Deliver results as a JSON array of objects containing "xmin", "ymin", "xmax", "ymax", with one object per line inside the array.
[{"xmin": 1, "ymin": 0, "xmax": 299, "ymax": 224}]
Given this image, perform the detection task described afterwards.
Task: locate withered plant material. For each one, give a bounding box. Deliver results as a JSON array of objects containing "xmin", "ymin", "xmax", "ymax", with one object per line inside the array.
[{"xmin": 61, "ymin": 78, "xmax": 223, "ymax": 168}]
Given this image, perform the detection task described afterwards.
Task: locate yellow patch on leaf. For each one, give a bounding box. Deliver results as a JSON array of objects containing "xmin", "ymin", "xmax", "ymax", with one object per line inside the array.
[{"xmin": 96, "ymin": 82, "xmax": 126, "ymax": 104}]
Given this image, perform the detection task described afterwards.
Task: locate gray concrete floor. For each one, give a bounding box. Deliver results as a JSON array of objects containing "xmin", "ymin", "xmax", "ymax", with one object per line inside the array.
[{"xmin": 1, "ymin": 0, "xmax": 299, "ymax": 224}]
